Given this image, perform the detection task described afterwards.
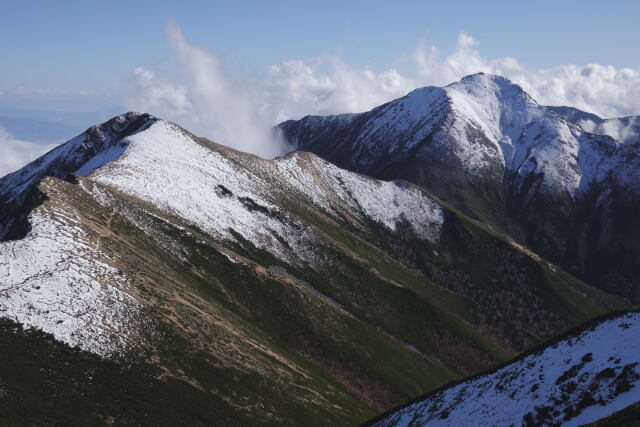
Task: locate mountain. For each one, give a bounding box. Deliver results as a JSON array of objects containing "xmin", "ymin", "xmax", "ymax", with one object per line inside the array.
[
  {"xmin": 0, "ymin": 113, "xmax": 624, "ymax": 424},
  {"xmin": 277, "ymin": 73, "xmax": 640, "ymax": 303},
  {"xmin": 366, "ymin": 310, "xmax": 640, "ymax": 427}
]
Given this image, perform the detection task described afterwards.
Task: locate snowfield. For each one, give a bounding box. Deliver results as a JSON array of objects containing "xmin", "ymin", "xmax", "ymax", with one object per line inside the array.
[
  {"xmin": 370, "ymin": 311, "xmax": 640, "ymax": 427},
  {"xmin": 0, "ymin": 198, "xmax": 141, "ymax": 357}
]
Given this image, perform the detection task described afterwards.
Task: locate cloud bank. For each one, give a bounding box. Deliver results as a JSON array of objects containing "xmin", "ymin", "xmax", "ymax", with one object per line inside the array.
[
  {"xmin": 126, "ymin": 22, "xmax": 640, "ymax": 158},
  {"xmin": 0, "ymin": 126, "xmax": 59, "ymax": 177},
  {"xmin": 579, "ymin": 117, "xmax": 640, "ymax": 144},
  {"xmin": 125, "ymin": 21, "xmax": 288, "ymax": 158}
]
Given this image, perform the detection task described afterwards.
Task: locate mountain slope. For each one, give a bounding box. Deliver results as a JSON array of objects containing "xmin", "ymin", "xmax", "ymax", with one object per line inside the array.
[
  {"xmin": 0, "ymin": 114, "xmax": 625, "ymax": 424},
  {"xmin": 277, "ymin": 73, "xmax": 640, "ymax": 302},
  {"xmin": 0, "ymin": 317, "xmax": 252, "ymax": 426},
  {"xmin": 366, "ymin": 310, "xmax": 640, "ymax": 427}
]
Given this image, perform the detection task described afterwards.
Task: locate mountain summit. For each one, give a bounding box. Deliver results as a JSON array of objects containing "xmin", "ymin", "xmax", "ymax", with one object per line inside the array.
[
  {"xmin": 0, "ymin": 112, "xmax": 156, "ymax": 240},
  {"xmin": 277, "ymin": 73, "xmax": 640, "ymax": 303}
]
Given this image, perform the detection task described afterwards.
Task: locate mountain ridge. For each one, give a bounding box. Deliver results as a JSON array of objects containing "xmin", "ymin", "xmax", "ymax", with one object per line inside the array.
[
  {"xmin": 277, "ymin": 72, "xmax": 640, "ymax": 303},
  {"xmin": 0, "ymin": 112, "xmax": 156, "ymax": 240}
]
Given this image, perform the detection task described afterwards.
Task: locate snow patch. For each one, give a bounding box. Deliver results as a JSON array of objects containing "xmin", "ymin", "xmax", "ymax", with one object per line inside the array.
[
  {"xmin": 0, "ymin": 207, "xmax": 140, "ymax": 357},
  {"xmin": 89, "ymin": 121, "xmax": 316, "ymax": 263}
]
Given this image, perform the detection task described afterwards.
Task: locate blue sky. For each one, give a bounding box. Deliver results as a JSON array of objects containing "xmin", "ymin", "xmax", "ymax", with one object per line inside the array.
[
  {"xmin": 1, "ymin": 0, "xmax": 640, "ymax": 175},
  {"xmin": 1, "ymin": 0, "xmax": 639, "ymax": 99}
]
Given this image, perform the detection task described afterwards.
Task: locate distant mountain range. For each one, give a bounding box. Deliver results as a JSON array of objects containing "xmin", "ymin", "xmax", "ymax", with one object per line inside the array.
[{"xmin": 0, "ymin": 74, "xmax": 638, "ymax": 425}]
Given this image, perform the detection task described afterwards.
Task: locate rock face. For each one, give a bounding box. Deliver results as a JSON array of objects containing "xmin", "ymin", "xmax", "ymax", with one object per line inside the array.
[
  {"xmin": 277, "ymin": 73, "xmax": 640, "ymax": 302},
  {"xmin": 0, "ymin": 113, "xmax": 624, "ymax": 424},
  {"xmin": 367, "ymin": 310, "xmax": 640, "ymax": 427}
]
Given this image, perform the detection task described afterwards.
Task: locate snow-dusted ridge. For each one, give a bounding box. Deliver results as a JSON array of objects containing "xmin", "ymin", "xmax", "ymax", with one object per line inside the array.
[
  {"xmin": 83, "ymin": 119, "xmax": 445, "ymax": 261},
  {"xmin": 0, "ymin": 112, "xmax": 156, "ymax": 240},
  {"xmin": 0, "ymin": 112, "xmax": 448, "ymax": 356},
  {"xmin": 277, "ymin": 73, "xmax": 640, "ymax": 305},
  {"xmin": 279, "ymin": 72, "xmax": 640, "ymax": 197},
  {"xmin": 547, "ymin": 105, "xmax": 640, "ymax": 145},
  {"xmin": 368, "ymin": 310, "xmax": 640, "ymax": 427},
  {"xmin": 274, "ymin": 152, "xmax": 444, "ymax": 242},
  {"xmin": 0, "ymin": 112, "xmax": 156, "ymax": 204}
]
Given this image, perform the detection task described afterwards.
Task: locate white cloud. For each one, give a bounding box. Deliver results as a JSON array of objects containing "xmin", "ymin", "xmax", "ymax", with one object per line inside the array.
[
  {"xmin": 579, "ymin": 117, "xmax": 640, "ymax": 143},
  {"xmin": 0, "ymin": 126, "xmax": 59, "ymax": 177},
  {"xmin": 578, "ymin": 119, "xmax": 598, "ymax": 133},
  {"xmin": 126, "ymin": 22, "xmax": 640, "ymax": 158},
  {"xmin": 512, "ymin": 65, "xmax": 640, "ymax": 118},
  {"xmin": 264, "ymin": 57, "xmax": 416, "ymax": 122},
  {"xmin": 125, "ymin": 20, "xmax": 288, "ymax": 158},
  {"xmin": 601, "ymin": 117, "xmax": 638, "ymax": 143}
]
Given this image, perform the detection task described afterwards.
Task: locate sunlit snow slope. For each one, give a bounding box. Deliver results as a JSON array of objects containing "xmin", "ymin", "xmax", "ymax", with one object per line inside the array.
[{"xmin": 369, "ymin": 311, "xmax": 640, "ymax": 427}]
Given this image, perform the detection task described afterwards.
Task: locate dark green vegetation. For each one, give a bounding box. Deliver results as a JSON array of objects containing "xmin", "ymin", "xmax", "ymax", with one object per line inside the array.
[{"xmin": 0, "ymin": 318, "xmax": 253, "ymax": 426}]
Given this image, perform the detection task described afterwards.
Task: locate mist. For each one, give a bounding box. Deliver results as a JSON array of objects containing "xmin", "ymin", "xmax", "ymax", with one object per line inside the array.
[
  {"xmin": 0, "ymin": 125, "xmax": 59, "ymax": 177},
  {"xmin": 579, "ymin": 117, "xmax": 640, "ymax": 143},
  {"xmin": 125, "ymin": 21, "xmax": 289, "ymax": 158},
  {"xmin": 125, "ymin": 22, "xmax": 640, "ymax": 158}
]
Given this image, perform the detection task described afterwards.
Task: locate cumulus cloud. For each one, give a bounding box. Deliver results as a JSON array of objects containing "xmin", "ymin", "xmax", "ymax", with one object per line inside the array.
[
  {"xmin": 602, "ymin": 118, "xmax": 639, "ymax": 143},
  {"xmin": 126, "ymin": 22, "xmax": 640, "ymax": 157},
  {"xmin": 126, "ymin": 20, "xmax": 288, "ymax": 158},
  {"xmin": 0, "ymin": 126, "xmax": 59, "ymax": 177},
  {"xmin": 264, "ymin": 58, "xmax": 415, "ymax": 122},
  {"xmin": 512, "ymin": 65, "xmax": 640, "ymax": 119}
]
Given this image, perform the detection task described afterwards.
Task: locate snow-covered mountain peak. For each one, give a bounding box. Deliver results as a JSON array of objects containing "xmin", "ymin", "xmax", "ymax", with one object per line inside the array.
[
  {"xmin": 277, "ymin": 73, "xmax": 640, "ymax": 308},
  {"xmin": 446, "ymin": 73, "xmax": 539, "ymax": 113},
  {"xmin": 279, "ymin": 73, "xmax": 640, "ymax": 198},
  {"xmin": 449, "ymin": 72, "xmax": 525, "ymax": 93},
  {"xmin": 444, "ymin": 73, "xmax": 543, "ymax": 146}
]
